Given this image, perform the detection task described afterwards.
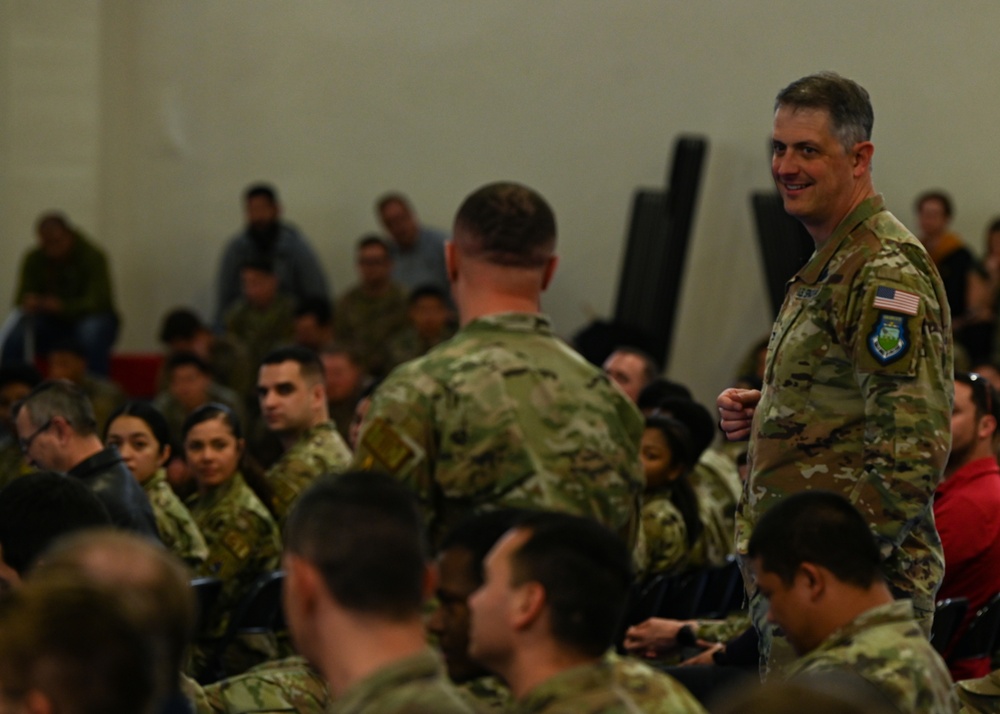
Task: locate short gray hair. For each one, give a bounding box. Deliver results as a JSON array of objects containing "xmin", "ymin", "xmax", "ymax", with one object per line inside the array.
[
  {"xmin": 775, "ymin": 72, "xmax": 874, "ymax": 152},
  {"xmin": 15, "ymin": 380, "xmax": 97, "ymax": 436}
]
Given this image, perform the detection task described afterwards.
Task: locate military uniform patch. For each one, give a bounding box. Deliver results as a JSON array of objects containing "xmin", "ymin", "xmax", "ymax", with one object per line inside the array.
[
  {"xmin": 222, "ymin": 530, "xmax": 251, "ymax": 560},
  {"xmin": 868, "ymin": 313, "xmax": 909, "ymax": 364},
  {"xmin": 360, "ymin": 417, "xmax": 416, "ymax": 473}
]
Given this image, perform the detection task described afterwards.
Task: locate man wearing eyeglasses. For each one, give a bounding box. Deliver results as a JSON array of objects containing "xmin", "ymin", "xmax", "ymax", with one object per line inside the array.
[
  {"xmin": 935, "ymin": 373, "xmax": 1000, "ymax": 680},
  {"xmin": 13, "ymin": 380, "xmax": 159, "ymax": 538}
]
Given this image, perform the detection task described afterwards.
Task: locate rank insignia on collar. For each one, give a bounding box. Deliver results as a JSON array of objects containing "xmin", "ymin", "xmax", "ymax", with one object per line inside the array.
[{"xmin": 868, "ymin": 313, "xmax": 909, "ymax": 364}]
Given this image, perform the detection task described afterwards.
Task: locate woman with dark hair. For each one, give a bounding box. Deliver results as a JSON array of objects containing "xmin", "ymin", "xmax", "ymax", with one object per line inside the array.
[
  {"xmin": 181, "ymin": 403, "xmax": 280, "ymax": 664},
  {"xmin": 636, "ymin": 414, "xmax": 705, "ymax": 578},
  {"xmin": 105, "ymin": 401, "xmax": 209, "ymax": 567}
]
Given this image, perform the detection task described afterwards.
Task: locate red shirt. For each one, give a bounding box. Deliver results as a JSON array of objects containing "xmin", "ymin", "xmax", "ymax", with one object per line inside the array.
[{"xmin": 934, "ymin": 456, "xmax": 1000, "ymax": 679}]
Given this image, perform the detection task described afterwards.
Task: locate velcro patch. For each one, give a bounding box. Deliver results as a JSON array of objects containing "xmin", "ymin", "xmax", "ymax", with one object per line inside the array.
[
  {"xmin": 872, "ymin": 285, "xmax": 920, "ymax": 316},
  {"xmin": 361, "ymin": 417, "xmax": 416, "ymax": 473},
  {"xmin": 222, "ymin": 530, "xmax": 250, "ymax": 560},
  {"xmin": 867, "ymin": 313, "xmax": 910, "ymax": 365}
]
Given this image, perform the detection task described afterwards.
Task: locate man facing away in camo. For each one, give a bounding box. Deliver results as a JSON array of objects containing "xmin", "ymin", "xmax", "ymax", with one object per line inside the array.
[
  {"xmin": 717, "ymin": 72, "xmax": 953, "ymax": 672},
  {"xmin": 353, "ymin": 181, "xmax": 644, "ymax": 548}
]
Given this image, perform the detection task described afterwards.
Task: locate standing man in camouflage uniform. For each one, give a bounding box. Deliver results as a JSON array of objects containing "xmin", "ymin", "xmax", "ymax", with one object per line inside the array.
[
  {"xmin": 283, "ymin": 471, "xmax": 473, "ymax": 713},
  {"xmin": 749, "ymin": 491, "xmax": 958, "ymax": 713},
  {"xmin": 718, "ymin": 72, "xmax": 953, "ymax": 668},
  {"xmin": 257, "ymin": 346, "xmax": 352, "ymax": 527},
  {"xmin": 354, "ymin": 182, "xmax": 644, "ymax": 548}
]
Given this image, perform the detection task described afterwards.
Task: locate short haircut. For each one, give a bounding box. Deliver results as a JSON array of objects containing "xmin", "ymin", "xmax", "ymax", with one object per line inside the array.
[
  {"xmin": 244, "ymin": 182, "xmax": 278, "ymax": 205},
  {"xmin": 35, "ymin": 211, "xmax": 71, "ymax": 234},
  {"xmin": 46, "ymin": 336, "xmax": 87, "ymax": 359},
  {"xmin": 0, "ymin": 472, "xmax": 111, "ymax": 576},
  {"xmin": 375, "ymin": 191, "xmax": 412, "ymax": 214},
  {"xmin": 988, "ymin": 216, "xmax": 1000, "ymax": 236},
  {"xmin": 320, "ymin": 343, "xmax": 363, "ymax": 368},
  {"xmin": 958, "ymin": 371, "xmax": 999, "ymax": 422},
  {"xmin": 294, "ymin": 297, "xmax": 333, "ymax": 326},
  {"xmin": 915, "ymin": 189, "xmax": 954, "ymax": 219},
  {"xmin": 164, "ymin": 351, "xmax": 212, "ymax": 377},
  {"xmin": 35, "ymin": 530, "xmax": 196, "ymax": 694},
  {"xmin": 0, "ymin": 364, "xmax": 42, "ymax": 391},
  {"xmin": 260, "ymin": 346, "xmax": 325, "ymax": 384},
  {"xmin": 438, "ymin": 509, "xmax": 528, "ymax": 585},
  {"xmin": 159, "ymin": 308, "xmax": 206, "ymax": 343},
  {"xmin": 104, "ymin": 401, "xmax": 172, "ymax": 454},
  {"xmin": 357, "ymin": 233, "xmax": 392, "ymax": 253},
  {"xmin": 0, "ymin": 576, "xmax": 155, "ymax": 714},
  {"xmin": 181, "ymin": 402, "xmax": 243, "ymax": 441},
  {"xmin": 14, "ymin": 380, "xmax": 97, "ymax": 437},
  {"xmin": 508, "ymin": 511, "xmax": 632, "ymax": 657},
  {"xmin": 747, "ymin": 491, "xmax": 882, "ymax": 589},
  {"xmin": 408, "ymin": 284, "xmax": 449, "ymax": 307},
  {"xmin": 636, "ymin": 378, "xmax": 693, "ymax": 411},
  {"xmin": 453, "ymin": 182, "xmax": 557, "ymax": 268},
  {"xmin": 610, "ymin": 346, "xmax": 660, "ymax": 384},
  {"xmin": 240, "ymin": 255, "xmax": 276, "ymax": 274},
  {"xmin": 775, "ymin": 72, "xmax": 874, "ymax": 151},
  {"xmin": 285, "ymin": 471, "xmax": 428, "ymax": 619}
]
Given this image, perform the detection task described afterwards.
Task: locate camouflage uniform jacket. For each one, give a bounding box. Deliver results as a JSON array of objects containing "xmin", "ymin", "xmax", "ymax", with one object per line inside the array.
[
  {"xmin": 957, "ymin": 669, "xmax": 1000, "ymax": 714},
  {"xmin": 784, "ymin": 600, "xmax": 959, "ymax": 713},
  {"xmin": 457, "ymin": 674, "xmax": 511, "ymax": 712},
  {"xmin": 386, "ymin": 324, "xmax": 457, "ymax": 371},
  {"xmin": 224, "ymin": 294, "xmax": 296, "ymax": 368},
  {"xmin": 329, "ymin": 648, "xmax": 473, "ymax": 714},
  {"xmin": 265, "ymin": 421, "xmax": 352, "ymax": 527},
  {"xmin": 200, "ymin": 655, "xmax": 330, "ymax": 713},
  {"xmin": 637, "ymin": 491, "xmax": 688, "ymax": 579},
  {"xmin": 689, "ymin": 449, "xmax": 740, "ymax": 567},
  {"xmin": 354, "ymin": 312, "xmax": 644, "ymax": 548},
  {"xmin": 334, "ymin": 281, "xmax": 410, "ymax": 378},
  {"xmin": 143, "ymin": 468, "xmax": 209, "ymax": 567},
  {"xmin": 738, "ymin": 196, "xmax": 953, "ymax": 616},
  {"xmin": 188, "ymin": 473, "xmax": 281, "ymax": 636}
]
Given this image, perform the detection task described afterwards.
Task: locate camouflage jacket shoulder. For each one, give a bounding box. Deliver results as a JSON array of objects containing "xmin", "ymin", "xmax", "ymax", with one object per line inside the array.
[
  {"xmin": 784, "ymin": 600, "xmax": 958, "ymax": 713},
  {"xmin": 957, "ymin": 670, "xmax": 1000, "ymax": 714},
  {"xmin": 266, "ymin": 421, "xmax": 353, "ymax": 524},
  {"xmin": 515, "ymin": 659, "xmax": 654, "ymax": 713},
  {"xmin": 353, "ymin": 312, "xmax": 644, "ymax": 547},
  {"xmin": 143, "ymin": 469, "xmax": 209, "ymax": 566},
  {"xmin": 741, "ymin": 195, "xmax": 953, "ymax": 612},
  {"xmin": 329, "ymin": 648, "xmax": 473, "ymax": 714},
  {"xmin": 457, "ymin": 674, "xmax": 511, "ymax": 712},
  {"xmin": 201, "ymin": 655, "xmax": 330, "ymax": 713},
  {"xmin": 603, "ymin": 651, "xmax": 706, "ymax": 713},
  {"xmin": 637, "ymin": 492, "xmax": 689, "ymax": 578}
]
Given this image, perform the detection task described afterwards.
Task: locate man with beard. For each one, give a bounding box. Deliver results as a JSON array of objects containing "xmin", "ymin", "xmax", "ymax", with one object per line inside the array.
[{"xmin": 215, "ymin": 183, "xmax": 330, "ymax": 325}]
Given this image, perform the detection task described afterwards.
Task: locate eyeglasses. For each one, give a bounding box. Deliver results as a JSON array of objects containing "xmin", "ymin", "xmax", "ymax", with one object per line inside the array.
[
  {"xmin": 18, "ymin": 419, "xmax": 52, "ymax": 453},
  {"xmin": 967, "ymin": 372, "xmax": 994, "ymax": 417}
]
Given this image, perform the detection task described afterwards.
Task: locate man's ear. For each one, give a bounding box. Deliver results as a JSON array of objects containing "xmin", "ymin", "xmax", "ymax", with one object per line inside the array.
[
  {"xmin": 540, "ymin": 256, "xmax": 558, "ymax": 291},
  {"xmin": 285, "ymin": 553, "xmax": 322, "ymax": 615},
  {"xmin": 852, "ymin": 141, "xmax": 874, "ymax": 177},
  {"xmin": 445, "ymin": 241, "xmax": 459, "ymax": 283},
  {"xmin": 422, "ymin": 563, "xmax": 438, "ymax": 602},
  {"xmin": 510, "ymin": 581, "xmax": 546, "ymax": 632},
  {"xmin": 798, "ymin": 563, "xmax": 827, "ymax": 602}
]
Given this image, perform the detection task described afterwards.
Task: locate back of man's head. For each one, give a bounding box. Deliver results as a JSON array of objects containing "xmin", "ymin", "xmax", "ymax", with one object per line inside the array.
[
  {"xmin": 33, "ymin": 530, "xmax": 196, "ymax": 701},
  {"xmin": 159, "ymin": 308, "xmax": 206, "ymax": 344},
  {"xmin": 453, "ymin": 182, "xmax": 557, "ymax": 268},
  {"xmin": 775, "ymin": 71, "xmax": 874, "ymax": 151},
  {"xmin": 440, "ymin": 509, "xmax": 528, "ymax": 586},
  {"xmin": 0, "ymin": 472, "xmax": 111, "ymax": 579},
  {"xmin": 748, "ymin": 491, "xmax": 882, "ymax": 588},
  {"xmin": 15, "ymin": 380, "xmax": 97, "ymax": 437},
  {"xmin": 0, "ymin": 575, "xmax": 155, "ymax": 714},
  {"xmin": 260, "ymin": 345, "xmax": 325, "ymax": 385},
  {"xmin": 509, "ymin": 511, "xmax": 632, "ymax": 658},
  {"xmin": 285, "ymin": 471, "xmax": 428, "ymax": 618}
]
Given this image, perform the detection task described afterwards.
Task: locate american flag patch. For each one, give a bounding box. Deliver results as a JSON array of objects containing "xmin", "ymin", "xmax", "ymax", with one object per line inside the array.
[{"xmin": 872, "ymin": 286, "xmax": 920, "ymax": 316}]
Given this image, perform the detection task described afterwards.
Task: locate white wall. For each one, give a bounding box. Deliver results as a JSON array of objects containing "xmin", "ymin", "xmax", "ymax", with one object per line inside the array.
[{"xmin": 2, "ymin": 1, "xmax": 999, "ymax": 409}]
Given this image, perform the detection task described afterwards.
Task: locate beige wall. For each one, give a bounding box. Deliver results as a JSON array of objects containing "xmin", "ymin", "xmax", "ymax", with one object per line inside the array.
[{"xmin": 2, "ymin": 1, "xmax": 998, "ymax": 408}]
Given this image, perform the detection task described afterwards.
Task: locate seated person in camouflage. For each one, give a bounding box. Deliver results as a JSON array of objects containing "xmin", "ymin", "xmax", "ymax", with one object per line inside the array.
[
  {"xmin": 432, "ymin": 510, "xmax": 706, "ymax": 714},
  {"xmin": 47, "ymin": 339, "xmax": 126, "ymax": 433},
  {"xmin": 749, "ymin": 491, "xmax": 958, "ymax": 713},
  {"xmin": 386, "ymin": 284, "xmax": 457, "ymax": 370},
  {"xmin": 956, "ymin": 670, "xmax": 1000, "ymax": 714},
  {"xmin": 155, "ymin": 352, "xmax": 246, "ymax": 447},
  {"xmin": 159, "ymin": 307, "xmax": 254, "ymax": 405},
  {"xmin": 635, "ymin": 414, "xmax": 706, "ymax": 579},
  {"xmin": 292, "ymin": 297, "xmax": 335, "ymax": 353},
  {"xmin": 320, "ymin": 345, "xmax": 369, "ymax": 444},
  {"xmin": 354, "ymin": 182, "xmax": 643, "ymax": 548},
  {"xmin": 105, "ymin": 401, "xmax": 209, "ymax": 567},
  {"xmin": 200, "ymin": 655, "xmax": 330, "ymax": 714},
  {"xmin": 603, "ymin": 346, "xmax": 659, "ymax": 404},
  {"xmin": 33, "ymin": 530, "xmax": 198, "ymax": 714},
  {"xmin": 225, "ymin": 257, "xmax": 295, "ymax": 369},
  {"xmin": 283, "ymin": 471, "xmax": 473, "ymax": 714},
  {"xmin": 257, "ymin": 347, "xmax": 352, "ymax": 527},
  {"xmin": 0, "ymin": 364, "xmax": 41, "ymax": 488},
  {"xmin": 335, "ymin": 235, "xmax": 409, "ymax": 379},
  {"xmin": 182, "ymin": 405, "xmax": 281, "ymax": 649},
  {"xmin": 467, "ymin": 511, "xmax": 705, "ymax": 714}
]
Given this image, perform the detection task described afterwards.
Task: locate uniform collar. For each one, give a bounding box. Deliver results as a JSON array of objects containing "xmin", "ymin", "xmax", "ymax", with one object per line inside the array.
[{"xmin": 796, "ymin": 195, "xmax": 886, "ymax": 286}]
